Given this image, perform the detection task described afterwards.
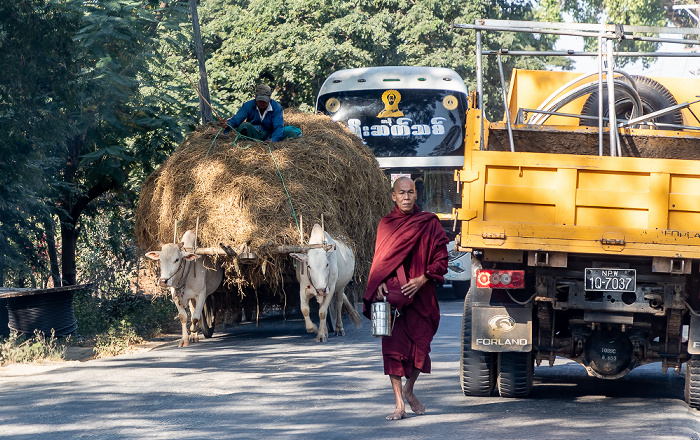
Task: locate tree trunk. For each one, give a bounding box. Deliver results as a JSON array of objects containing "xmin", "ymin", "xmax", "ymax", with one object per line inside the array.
[
  {"xmin": 43, "ymin": 217, "xmax": 61, "ymax": 287},
  {"xmin": 60, "ymin": 222, "xmax": 78, "ymax": 286},
  {"xmin": 190, "ymin": 0, "xmax": 213, "ymax": 124}
]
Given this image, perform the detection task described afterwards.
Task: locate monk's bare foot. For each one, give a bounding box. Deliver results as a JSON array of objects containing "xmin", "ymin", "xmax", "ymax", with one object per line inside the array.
[
  {"xmin": 385, "ymin": 409, "xmax": 407, "ymax": 420},
  {"xmin": 403, "ymin": 389, "xmax": 425, "ymax": 415}
]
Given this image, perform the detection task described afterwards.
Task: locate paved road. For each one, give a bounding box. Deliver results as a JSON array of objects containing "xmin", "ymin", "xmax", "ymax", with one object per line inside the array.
[{"xmin": 1, "ymin": 292, "xmax": 700, "ymax": 440}]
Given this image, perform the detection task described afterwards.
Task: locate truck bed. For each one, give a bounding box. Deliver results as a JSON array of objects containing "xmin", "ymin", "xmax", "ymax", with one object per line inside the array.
[{"xmin": 458, "ymin": 125, "xmax": 700, "ymax": 258}]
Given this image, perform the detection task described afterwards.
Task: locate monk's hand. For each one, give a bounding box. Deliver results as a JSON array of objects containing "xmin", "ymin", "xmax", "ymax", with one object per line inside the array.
[
  {"xmin": 218, "ymin": 117, "xmax": 228, "ymax": 128},
  {"xmin": 401, "ymin": 274, "xmax": 428, "ymax": 298},
  {"xmin": 376, "ymin": 283, "xmax": 388, "ymax": 301}
]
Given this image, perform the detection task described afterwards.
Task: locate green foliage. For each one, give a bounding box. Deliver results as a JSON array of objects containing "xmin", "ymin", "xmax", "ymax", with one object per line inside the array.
[
  {"xmin": 560, "ymin": 0, "xmax": 671, "ymax": 68},
  {"xmin": 0, "ymin": 0, "xmax": 193, "ymax": 287},
  {"xmin": 0, "ymin": 0, "xmax": 78, "ymax": 285},
  {"xmin": 0, "ymin": 330, "xmax": 67, "ymax": 366},
  {"xmin": 93, "ymin": 320, "xmax": 144, "ymax": 357},
  {"xmin": 74, "ymin": 289, "xmax": 177, "ymax": 338},
  {"xmin": 77, "ymin": 197, "xmax": 138, "ymax": 292},
  {"xmin": 193, "ymin": 0, "xmax": 573, "ymax": 122}
]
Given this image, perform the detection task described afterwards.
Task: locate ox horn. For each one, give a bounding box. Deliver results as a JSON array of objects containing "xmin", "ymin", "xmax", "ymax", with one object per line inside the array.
[
  {"xmin": 323, "ymin": 244, "xmax": 334, "ymax": 252},
  {"xmin": 173, "ymin": 219, "xmax": 178, "ymax": 243},
  {"xmin": 321, "ymin": 213, "xmax": 325, "ymax": 241},
  {"xmin": 299, "ymin": 213, "xmax": 304, "ymax": 245},
  {"xmin": 194, "ymin": 216, "xmax": 199, "ymax": 250}
]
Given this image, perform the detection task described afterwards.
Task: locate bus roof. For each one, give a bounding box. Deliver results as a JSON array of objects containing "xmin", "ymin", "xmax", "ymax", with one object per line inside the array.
[{"xmin": 317, "ymin": 66, "xmax": 468, "ymax": 97}]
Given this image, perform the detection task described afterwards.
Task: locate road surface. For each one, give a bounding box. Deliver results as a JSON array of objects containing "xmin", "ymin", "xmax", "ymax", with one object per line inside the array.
[{"xmin": 1, "ymin": 291, "xmax": 699, "ymax": 439}]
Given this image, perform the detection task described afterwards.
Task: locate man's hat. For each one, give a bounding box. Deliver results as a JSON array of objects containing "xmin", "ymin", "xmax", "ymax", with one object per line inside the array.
[{"xmin": 255, "ymin": 84, "xmax": 272, "ymax": 102}]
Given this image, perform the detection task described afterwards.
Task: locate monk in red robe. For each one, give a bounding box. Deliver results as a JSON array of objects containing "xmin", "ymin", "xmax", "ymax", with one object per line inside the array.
[{"xmin": 363, "ymin": 177, "xmax": 449, "ymax": 420}]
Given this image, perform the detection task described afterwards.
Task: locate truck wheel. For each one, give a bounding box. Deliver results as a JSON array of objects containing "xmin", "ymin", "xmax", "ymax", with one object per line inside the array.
[
  {"xmin": 685, "ymin": 355, "xmax": 700, "ymax": 409},
  {"xmin": 579, "ymin": 75, "xmax": 682, "ymax": 128},
  {"xmin": 200, "ymin": 294, "xmax": 216, "ymax": 339},
  {"xmin": 452, "ymin": 280, "xmax": 470, "ymax": 299},
  {"xmin": 497, "ymin": 352, "xmax": 533, "ymax": 398},
  {"xmin": 460, "ymin": 290, "xmax": 496, "ymax": 396}
]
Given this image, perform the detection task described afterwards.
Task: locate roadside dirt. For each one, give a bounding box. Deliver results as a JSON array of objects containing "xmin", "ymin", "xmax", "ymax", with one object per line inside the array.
[{"xmin": 63, "ymin": 334, "xmax": 182, "ymax": 362}]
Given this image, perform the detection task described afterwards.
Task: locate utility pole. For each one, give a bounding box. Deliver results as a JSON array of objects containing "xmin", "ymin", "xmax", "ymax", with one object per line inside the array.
[{"xmin": 189, "ymin": 0, "xmax": 213, "ymax": 123}]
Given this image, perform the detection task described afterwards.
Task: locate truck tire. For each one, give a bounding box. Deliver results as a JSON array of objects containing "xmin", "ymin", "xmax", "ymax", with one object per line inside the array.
[
  {"xmin": 497, "ymin": 351, "xmax": 533, "ymax": 398},
  {"xmin": 460, "ymin": 288, "xmax": 496, "ymax": 396},
  {"xmin": 579, "ymin": 75, "xmax": 682, "ymax": 129},
  {"xmin": 685, "ymin": 355, "xmax": 700, "ymax": 409},
  {"xmin": 200, "ymin": 294, "xmax": 216, "ymax": 339},
  {"xmin": 452, "ymin": 280, "xmax": 470, "ymax": 299}
]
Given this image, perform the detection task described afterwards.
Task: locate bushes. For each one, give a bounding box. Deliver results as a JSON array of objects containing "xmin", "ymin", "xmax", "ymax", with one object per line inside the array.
[
  {"xmin": 0, "ymin": 329, "xmax": 66, "ymax": 366},
  {"xmin": 73, "ymin": 289, "xmax": 177, "ymax": 358},
  {"xmin": 71, "ymin": 198, "xmax": 178, "ymax": 357}
]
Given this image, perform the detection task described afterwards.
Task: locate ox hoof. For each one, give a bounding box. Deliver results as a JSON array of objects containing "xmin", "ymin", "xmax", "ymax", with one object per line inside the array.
[
  {"xmin": 179, "ymin": 340, "xmax": 189, "ymax": 347},
  {"xmin": 315, "ymin": 333, "xmax": 328, "ymax": 343},
  {"xmin": 335, "ymin": 329, "xmax": 345, "ymax": 337},
  {"xmin": 306, "ymin": 325, "xmax": 319, "ymax": 334}
]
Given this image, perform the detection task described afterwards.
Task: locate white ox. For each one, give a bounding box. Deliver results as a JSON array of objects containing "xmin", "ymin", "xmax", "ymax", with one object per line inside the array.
[
  {"xmin": 291, "ymin": 224, "xmax": 362, "ymax": 342},
  {"xmin": 145, "ymin": 230, "xmax": 224, "ymax": 347}
]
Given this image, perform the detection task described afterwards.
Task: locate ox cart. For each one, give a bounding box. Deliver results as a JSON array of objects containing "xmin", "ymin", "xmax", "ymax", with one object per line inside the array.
[{"xmin": 136, "ymin": 113, "xmax": 391, "ymax": 345}]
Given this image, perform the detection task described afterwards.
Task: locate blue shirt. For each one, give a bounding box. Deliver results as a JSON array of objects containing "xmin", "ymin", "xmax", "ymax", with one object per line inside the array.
[{"xmin": 227, "ymin": 99, "xmax": 284, "ymax": 142}]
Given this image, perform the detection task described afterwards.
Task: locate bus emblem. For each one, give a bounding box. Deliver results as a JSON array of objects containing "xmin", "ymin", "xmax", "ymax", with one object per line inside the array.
[{"xmin": 377, "ymin": 90, "xmax": 404, "ymax": 117}]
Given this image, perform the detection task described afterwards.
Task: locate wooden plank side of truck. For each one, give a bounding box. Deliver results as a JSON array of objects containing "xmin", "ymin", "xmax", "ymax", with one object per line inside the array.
[{"xmin": 454, "ymin": 20, "xmax": 700, "ymax": 408}]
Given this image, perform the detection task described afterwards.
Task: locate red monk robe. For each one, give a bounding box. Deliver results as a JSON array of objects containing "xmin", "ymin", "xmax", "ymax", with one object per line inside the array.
[{"xmin": 363, "ymin": 205, "xmax": 449, "ymax": 377}]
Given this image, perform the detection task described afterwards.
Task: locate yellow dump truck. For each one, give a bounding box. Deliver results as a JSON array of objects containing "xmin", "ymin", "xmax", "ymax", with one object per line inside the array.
[{"xmin": 453, "ymin": 20, "xmax": 700, "ymax": 408}]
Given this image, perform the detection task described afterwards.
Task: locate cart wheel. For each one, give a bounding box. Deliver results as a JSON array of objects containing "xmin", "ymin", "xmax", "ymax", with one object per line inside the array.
[
  {"xmin": 200, "ymin": 294, "xmax": 216, "ymax": 339},
  {"xmin": 460, "ymin": 286, "xmax": 496, "ymax": 396}
]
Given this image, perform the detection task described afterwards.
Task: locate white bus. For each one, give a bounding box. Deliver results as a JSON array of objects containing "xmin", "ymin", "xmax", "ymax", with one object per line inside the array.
[{"xmin": 316, "ymin": 66, "xmax": 471, "ymax": 297}]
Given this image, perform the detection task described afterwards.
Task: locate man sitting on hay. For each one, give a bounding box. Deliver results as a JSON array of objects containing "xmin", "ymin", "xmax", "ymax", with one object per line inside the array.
[{"xmin": 219, "ymin": 84, "xmax": 301, "ymax": 142}]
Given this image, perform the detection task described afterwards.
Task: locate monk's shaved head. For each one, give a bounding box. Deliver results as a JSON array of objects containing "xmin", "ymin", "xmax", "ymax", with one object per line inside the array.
[
  {"xmin": 392, "ymin": 177, "xmax": 414, "ymax": 192},
  {"xmin": 391, "ymin": 177, "xmax": 417, "ymax": 214}
]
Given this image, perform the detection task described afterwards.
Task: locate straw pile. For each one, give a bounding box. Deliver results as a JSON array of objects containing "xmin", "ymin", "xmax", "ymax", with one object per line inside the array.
[{"xmin": 135, "ymin": 111, "xmax": 393, "ymax": 304}]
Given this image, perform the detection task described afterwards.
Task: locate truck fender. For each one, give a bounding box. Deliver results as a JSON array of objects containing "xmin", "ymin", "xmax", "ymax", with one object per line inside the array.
[{"xmin": 688, "ymin": 314, "xmax": 700, "ymax": 355}]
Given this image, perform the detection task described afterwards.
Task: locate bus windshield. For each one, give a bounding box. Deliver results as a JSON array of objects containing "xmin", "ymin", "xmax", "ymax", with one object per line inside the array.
[{"xmin": 317, "ymin": 88, "xmax": 468, "ymax": 157}]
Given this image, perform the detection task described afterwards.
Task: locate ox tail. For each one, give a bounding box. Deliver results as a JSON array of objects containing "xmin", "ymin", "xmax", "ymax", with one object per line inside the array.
[{"xmin": 342, "ymin": 293, "xmax": 362, "ymax": 328}]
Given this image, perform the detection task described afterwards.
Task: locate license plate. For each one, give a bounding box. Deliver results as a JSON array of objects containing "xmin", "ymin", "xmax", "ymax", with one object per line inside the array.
[{"xmin": 585, "ymin": 268, "xmax": 636, "ymax": 292}]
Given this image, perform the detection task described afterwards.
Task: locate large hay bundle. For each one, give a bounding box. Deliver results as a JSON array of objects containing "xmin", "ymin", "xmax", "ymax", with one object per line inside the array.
[{"xmin": 135, "ymin": 111, "xmax": 393, "ymax": 303}]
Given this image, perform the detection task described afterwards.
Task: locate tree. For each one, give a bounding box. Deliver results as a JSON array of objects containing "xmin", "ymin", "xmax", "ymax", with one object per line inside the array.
[
  {"xmin": 192, "ymin": 0, "xmax": 684, "ymax": 120},
  {"xmin": 560, "ymin": 0, "xmax": 683, "ymax": 67},
  {"xmin": 0, "ymin": 0, "xmax": 192, "ymax": 287},
  {"xmin": 193, "ymin": 0, "xmax": 571, "ymax": 119},
  {"xmin": 0, "ymin": 0, "xmax": 79, "ymax": 286},
  {"xmin": 50, "ymin": 0, "xmax": 193, "ymax": 285}
]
